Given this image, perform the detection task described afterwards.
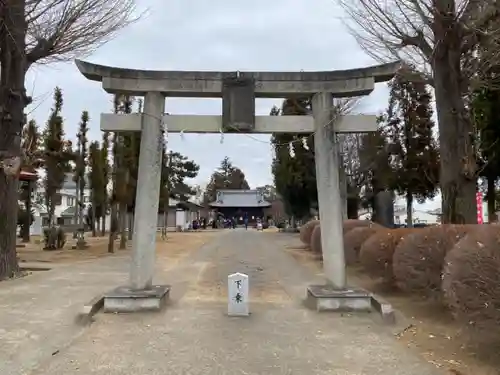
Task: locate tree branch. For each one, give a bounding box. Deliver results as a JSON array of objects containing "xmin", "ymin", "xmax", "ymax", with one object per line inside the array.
[{"xmin": 24, "ymin": 0, "xmax": 145, "ymax": 68}]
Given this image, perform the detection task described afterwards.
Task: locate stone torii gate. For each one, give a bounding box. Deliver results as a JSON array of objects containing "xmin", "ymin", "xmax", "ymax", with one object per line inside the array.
[{"xmin": 75, "ymin": 60, "xmax": 399, "ymax": 313}]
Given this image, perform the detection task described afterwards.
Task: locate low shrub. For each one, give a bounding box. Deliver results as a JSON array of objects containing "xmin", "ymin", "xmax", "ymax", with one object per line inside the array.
[
  {"xmin": 442, "ymin": 226, "xmax": 500, "ymax": 343},
  {"xmin": 299, "ymin": 220, "xmax": 319, "ymax": 245},
  {"xmin": 359, "ymin": 228, "xmax": 414, "ymax": 284},
  {"xmin": 343, "ymin": 219, "xmax": 382, "ymax": 234},
  {"xmin": 310, "ymin": 224, "xmax": 322, "ymax": 256},
  {"xmin": 393, "ymin": 225, "xmax": 472, "ymax": 297},
  {"xmin": 344, "ymin": 226, "xmax": 380, "ymax": 266},
  {"xmin": 43, "ymin": 226, "xmax": 66, "ymax": 250}
]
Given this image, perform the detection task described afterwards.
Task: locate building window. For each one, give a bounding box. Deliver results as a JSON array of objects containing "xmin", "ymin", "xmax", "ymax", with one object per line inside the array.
[
  {"xmin": 67, "ymin": 196, "xmax": 74, "ymax": 206},
  {"xmin": 36, "ymin": 192, "xmax": 44, "ymax": 203},
  {"xmin": 54, "ymin": 193, "xmax": 62, "ymax": 205}
]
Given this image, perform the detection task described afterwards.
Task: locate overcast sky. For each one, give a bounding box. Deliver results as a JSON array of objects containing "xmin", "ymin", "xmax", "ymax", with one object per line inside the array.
[{"xmin": 25, "ymin": 0, "xmax": 440, "ymax": 210}]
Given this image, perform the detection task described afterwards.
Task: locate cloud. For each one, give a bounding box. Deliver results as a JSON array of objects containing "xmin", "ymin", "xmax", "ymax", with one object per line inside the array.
[{"xmin": 25, "ymin": 0, "xmax": 393, "ymax": 194}]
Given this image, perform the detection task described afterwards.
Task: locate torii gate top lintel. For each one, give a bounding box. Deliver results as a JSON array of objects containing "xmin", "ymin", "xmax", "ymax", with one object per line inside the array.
[{"xmin": 74, "ymin": 59, "xmax": 400, "ymax": 98}]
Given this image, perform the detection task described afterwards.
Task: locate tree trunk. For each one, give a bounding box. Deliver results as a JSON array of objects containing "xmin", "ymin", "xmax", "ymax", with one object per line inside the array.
[
  {"xmin": 119, "ymin": 202, "xmax": 127, "ymax": 249},
  {"xmin": 347, "ymin": 196, "xmax": 359, "ymax": 219},
  {"xmin": 432, "ymin": 26, "xmax": 476, "ymax": 224},
  {"xmin": 108, "ymin": 203, "xmax": 117, "ymax": 253},
  {"xmin": 406, "ymin": 192, "xmax": 413, "ymax": 228},
  {"xmin": 162, "ymin": 189, "xmax": 168, "ymax": 239},
  {"xmin": 100, "ymin": 215, "xmax": 106, "ymax": 236},
  {"xmin": 91, "ymin": 199, "xmax": 97, "ymax": 236},
  {"xmin": 128, "ymin": 214, "xmax": 133, "ymax": 240},
  {"xmin": 74, "ymin": 179, "xmax": 79, "ymax": 226},
  {"xmin": 0, "ymin": 0, "xmax": 28, "ymax": 279},
  {"xmin": 487, "ymin": 177, "xmax": 497, "ymax": 223},
  {"xmin": 22, "ymin": 180, "xmax": 32, "ymax": 242}
]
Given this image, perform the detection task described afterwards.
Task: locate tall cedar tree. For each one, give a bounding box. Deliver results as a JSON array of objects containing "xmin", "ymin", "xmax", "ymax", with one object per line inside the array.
[
  {"xmin": 115, "ymin": 95, "xmax": 133, "ymax": 249},
  {"xmin": 472, "ymin": 86, "xmax": 500, "ymax": 222},
  {"xmin": 383, "ymin": 70, "xmax": 440, "ymax": 226},
  {"xmin": 358, "ymin": 117, "xmax": 392, "ymax": 217},
  {"xmin": 100, "ymin": 132, "xmax": 110, "ymax": 235},
  {"xmin": 203, "ymin": 157, "xmax": 250, "ymax": 204},
  {"xmin": 108, "ymin": 95, "xmax": 132, "ymax": 252},
  {"xmin": 271, "ymin": 98, "xmax": 317, "ymax": 220},
  {"xmin": 42, "ymin": 87, "xmax": 72, "ymax": 226},
  {"xmin": 122, "ymin": 101, "xmax": 142, "ymax": 240},
  {"xmin": 19, "ymin": 119, "xmax": 41, "ymax": 242},
  {"xmin": 88, "ymin": 141, "xmax": 105, "ymax": 236},
  {"xmin": 74, "ymin": 111, "xmax": 89, "ymax": 228}
]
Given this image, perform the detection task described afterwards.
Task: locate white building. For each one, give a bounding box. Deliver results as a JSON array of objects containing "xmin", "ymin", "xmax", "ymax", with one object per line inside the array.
[
  {"xmin": 32, "ymin": 173, "xmax": 92, "ymax": 229},
  {"xmin": 30, "ymin": 173, "xmax": 203, "ymax": 234}
]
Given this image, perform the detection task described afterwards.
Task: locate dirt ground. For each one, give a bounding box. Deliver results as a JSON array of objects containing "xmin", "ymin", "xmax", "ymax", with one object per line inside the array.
[
  {"xmin": 284, "ymin": 242, "xmax": 500, "ymax": 375},
  {"xmin": 16, "ymin": 231, "xmax": 218, "ymax": 265}
]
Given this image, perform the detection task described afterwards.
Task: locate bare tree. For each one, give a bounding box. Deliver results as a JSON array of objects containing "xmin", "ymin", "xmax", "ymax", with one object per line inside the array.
[
  {"xmin": 0, "ymin": 0, "xmax": 141, "ymax": 279},
  {"xmin": 336, "ymin": 0, "xmax": 500, "ymax": 223},
  {"xmin": 25, "ymin": 0, "xmax": 141, "ymax": 67}
]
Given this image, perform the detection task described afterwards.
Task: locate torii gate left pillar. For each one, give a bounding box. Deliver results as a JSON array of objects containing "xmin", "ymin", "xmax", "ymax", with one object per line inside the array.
[{"xmin": 75, "ymin": 60, "xmax": 398, "ymax": 313}]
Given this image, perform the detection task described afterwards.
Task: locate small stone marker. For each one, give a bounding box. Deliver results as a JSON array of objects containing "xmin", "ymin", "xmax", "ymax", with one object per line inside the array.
[{"xmin": 228, "ymin": 272, "xmax": 249, "ymax": 316}]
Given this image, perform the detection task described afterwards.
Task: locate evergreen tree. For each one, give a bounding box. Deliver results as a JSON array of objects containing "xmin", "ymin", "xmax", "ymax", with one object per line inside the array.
[
  {"xmin": 472, "ymin": 86, "xmax": 500, "ymax": 222},
  {"xmin": 382, "ymin": 69, "xmax": 440, "ymax": 226},
  {"xmin": 113, "ymin": 95, "xmax": 134, "ymax": 249},
  {"xmin": 358, "ymin": 117, "xmax": 393, "ymax": 220},
  {"xmin": 41, "ymin": 87, "xmax": 72, "ymax": 227},
  {"xmin": 271, "ymin": 98, "xmax": 317, "ymax": 221},
  {"xmin": 162, "ymin": 151, "xmax": 200, "ymax": 202},
  {"xmin": 19, "ymin": 119, "xmax": 41, "ymax": 242},
  {"xmin": 203, "ymin": 157, "xmax": 250, "ymax": 203},
  {"xmin": 122, "ymin": 129, "xmax": 141, "ymax": 240},
  {"xmin": 159, "ymin": 147, "xmax": 199, "ymax": 236},
  {"xmin": 73, "ymin": 111, "xmax": 89, "ymax": 247},
  {"xmin": 100, "ymin": 132, "xmax": 110, "ymax": 236},
  {"xmin": 21, "ymin": 119, "xmax": 41, "ymax": 171},
  {"xmin": 88, "ymin": 141, "xmax": 105, "ymax": 237},
  {"xmin": 256, "ymin": 185, "xmax": 277, "ymax": 201}
]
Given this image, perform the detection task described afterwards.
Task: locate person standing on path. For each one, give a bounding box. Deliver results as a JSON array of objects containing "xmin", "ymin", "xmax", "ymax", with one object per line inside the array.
[{"xmin": 243, "ymin": 212, "xmax": 248, "ymax": 230}]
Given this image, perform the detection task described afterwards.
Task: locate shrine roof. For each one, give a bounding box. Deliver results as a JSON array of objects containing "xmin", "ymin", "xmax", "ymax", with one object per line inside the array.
[
  {"xmin": 19, "ymin": 170, "xmax": 37, "ymax": 181},
  {"xmin": 209, "ymin": 189, "xmax": 271, "ymax": 208},
  {"xmin": 168, "ymin": 198, "xmax": 203, "ymax": 209}
]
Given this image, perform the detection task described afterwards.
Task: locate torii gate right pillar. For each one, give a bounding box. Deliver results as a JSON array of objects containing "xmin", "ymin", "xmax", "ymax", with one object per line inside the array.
[{"xmin": 312, "ymin": 92, "xmax": 346, "ymax": 289}]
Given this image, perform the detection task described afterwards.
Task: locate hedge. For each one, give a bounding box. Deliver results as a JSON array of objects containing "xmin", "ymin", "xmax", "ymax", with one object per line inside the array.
[
  {"xmin": 344, "ymin": 226, "xmax": 380, "ymax": 266},
  {"xmin": 359, "ymin": 228, "xmax": 415, "ymax": 284},
  {"xmin": 343, "ymin": 219, "xmax": 382, "ymax": 234},
  {"xmin": 310, "ymin": 224, "xmax": 322, "ymax": 257},
  {"xmin": 442, "ymin": 226, "xmax": 500, "ymax": 343},
  {"xmin": 392, "ymin": 225, "xmax": 472, "ymax": 298},
  {"xmin": 299, "ymin": 220, "xmax": 319, "ymax": 245}
]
